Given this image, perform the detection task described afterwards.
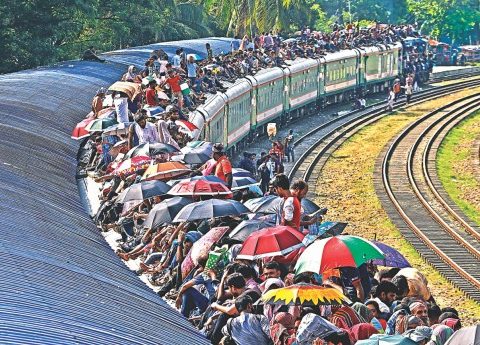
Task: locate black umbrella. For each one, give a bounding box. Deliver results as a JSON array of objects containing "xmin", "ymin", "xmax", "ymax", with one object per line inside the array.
[
  {"xmin": 301, "ymin": 198, "xmax": 320, "ymax": 215},
  {"xmin": 117, "ymin": 180, "xmax": 171, "ymax": 204},
  {"xmin": 229, "ymin": 219, "xmax": 275, "ymax": 242},
  {"xmin": 231, "ymin": 176, "xmax": 259, "ymax": 190},
  {"xmin": 144, "ymin": 197, "xmax": 192, "ymax": 229},
  {"xmin": 173, "ymin": 199, "xmax": 250, "ymax": 222},
  {"xmin": 244, "ymin": 195, "xmax": 282, "ymax": 214}
]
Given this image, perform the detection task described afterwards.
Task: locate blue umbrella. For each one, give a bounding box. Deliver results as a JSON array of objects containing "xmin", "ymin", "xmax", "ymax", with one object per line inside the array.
[
  {"xmin": 117, "ymin": 180, "xmax": 171, "ymax": 204},
  {"xmin": 302, "ymin": 221, "xmax": 348, "ymax": 246},
  {"xmin": 370, "ymin": 241, "xmax": 411, "ymax": 268},
  {"xmin": 232, "ymin": 168, "xmax": 254, "ymax": 178},
  {"xmin": 144, "ymin": 197, "xmax": 192, "ymax": 229},
  {"xmin": 229, "ymin": 219, "xmax": 275, "ymax": 242}
]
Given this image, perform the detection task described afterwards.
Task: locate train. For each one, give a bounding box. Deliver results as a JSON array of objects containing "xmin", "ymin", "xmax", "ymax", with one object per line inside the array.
[{"xmin": 189, "ymin": 42, "xmax": 403, "ymax": 153}]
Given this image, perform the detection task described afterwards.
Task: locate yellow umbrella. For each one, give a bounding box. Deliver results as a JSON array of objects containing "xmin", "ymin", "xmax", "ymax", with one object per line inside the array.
[{"xmin": 261, "ymin": 283, "xmax": 350, "ymax": 306}]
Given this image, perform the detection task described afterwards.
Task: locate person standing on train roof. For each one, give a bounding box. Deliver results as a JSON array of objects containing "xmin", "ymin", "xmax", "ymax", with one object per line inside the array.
[
  {"xmin": 145, "ymin": 80, "xmax": 160, "ymax": 107},
  {"xmin": 91, "ymin": 88, "xmax": 105, "ymax": 118},
  {"xmin": 172, "ymin": 49, "xmax": 182, "ymax": 68},
  {"xmin": 205, "ymin": 43, "xmax": 213, "ymax": 60},
  {"xmin": 186, "ymin": 56, "xmax": 198, "ymax": 87},
  {"xmin": 272, "ymin": 174, "xmax": 301, "ymax": 230},
  {"xmin": 212, "ymin": 143, "xmax": 233, "ymax": 189},
  {"xmin": 113, "ymin": 91, "xmax": 129, "ymax": 123}
]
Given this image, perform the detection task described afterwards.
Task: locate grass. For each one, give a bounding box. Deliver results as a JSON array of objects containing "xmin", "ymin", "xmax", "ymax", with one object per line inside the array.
[
  {"xmin": 437, "ymin": 111, "xmax": 480, "ymax": 226},
  {"xmin": 314, "ymin": 87, "xmax": 480, "ymax": 325}
]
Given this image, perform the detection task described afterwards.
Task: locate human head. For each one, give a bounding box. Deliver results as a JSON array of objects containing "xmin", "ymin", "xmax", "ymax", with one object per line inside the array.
[
  {"xmin": 226, "ymin": 273, "xmax": 246, "ymax": 297},
  {"xmin": 391, "ymin": 275, "xmax": 409, "ymax": 299},
  {"xmin": 234, "ymin": 294, "xmax": 253, "ymax": 313},
  {"xmin": 212, "ymin": 143, "xmax": 225, "ymax": 161},
  {"xmin": 183, "ymin": 231, "xmax": 201, "ymax": 254},
  {"xmin": 365, "ymin": 300, "xmax": 381, "ymax": 319},
  {"xmin": 236, "ymin": 264, "xmax": 257, "ymax": 280},
  {"xmin": 375, "ymin": 281, "xmax": 398, "ymax": 306},
  {"xmin": 206, "ymin": 43, "xmax": 211, "ymax": 49},
  {"xmin": 291, "ymin": 179, "xmax": 308, "ymax": 200},
  {"xmin": 272, "ymin": 174, "xmax": 290, "ymax": 197},
  {"xmin": 134, "ymin": 110, "xmax": 148, "ymax": 128},
  {"xmin": 148, "ymin": 80, "xmax": 156, "ymax": 89},
  {"xmin": 188, "ymin": 55, "xmax": 194, "ymax": 63},
  {"xmin": 410, "ymin": 301, "xmax": 429, "ymax": 325},
  {"xmin": 263, "ymin": 261, "xmax": 281, "ymax": 279},
  {"xmin": 428, "ymin": 303, "xmax": 442, "ymax": 326}
]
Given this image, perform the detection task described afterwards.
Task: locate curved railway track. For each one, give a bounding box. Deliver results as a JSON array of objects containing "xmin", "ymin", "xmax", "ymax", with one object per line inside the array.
[{"xmin": 283, "ymin": 77, "xmax": 480, "ymax": 301}]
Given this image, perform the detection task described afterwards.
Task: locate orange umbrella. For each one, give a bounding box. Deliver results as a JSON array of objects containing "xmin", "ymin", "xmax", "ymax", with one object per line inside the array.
[{"xmin": 142, "ymin": 162, "xmax": 191, "ymax": 181}]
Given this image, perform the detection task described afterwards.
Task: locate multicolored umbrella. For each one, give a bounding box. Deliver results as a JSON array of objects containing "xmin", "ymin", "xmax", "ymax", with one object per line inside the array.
[
  {"xmin": 168, "ymin": 179, "xmax": 232, "ymax": 197},
  {"xmin": 236, "ymin": 226, "xmax": 305, "ymax": 260},
  {"xmin": 113, "ymin": 155, "xmax": 151, "ymax": 177},
  {"xmin": 295, "ymin": 235, "xmax": 385, "ymax": 275},
  {"xmin": 71, "ymin": 117, "xmax": 94, "ymax": 140},
  {"xmin": 102, "ymin": 122, "xmax": 132, "ymax": 136},
  {"xmin": 142, "ymin": 162, "xmax": 190, "ymax": 181},
  {"xmin": 229, "ymin": 219, "xmax": 275, "ymax": 242},
  {"xmin": 125, "ymin": 142, "xmax": 180, "ymax": 159},
  {"xmin": 370, "ymin": 241, "xmax": 411, "ymax": 268},
  {"xmin": 231, "ymin": 176, "xmax": 259, "ymax": 191},
  {"xmin": 172, "ymin": 199, "xmax": 249, "ymax": 222},
  {"xmin": 117, "ymin": 180, "xmax": 170, "ymax": 204},
  {"xmin": 244, "ymin": 195, "xmax": 281, "ymax": 214},
  {"xmin": 261, "ymin": 283, "xmax": 350, "ymax": 306},
  {"xmin": 144, "ymin": 196, "xmax": 192, "ymax": 229},
  {"xmin": 176, "ymin": 119, "xmax": 198, "ymax": 132},
  {"xmin": 85, "ymin": 117, "xmax": 118, "ymax": 132}
]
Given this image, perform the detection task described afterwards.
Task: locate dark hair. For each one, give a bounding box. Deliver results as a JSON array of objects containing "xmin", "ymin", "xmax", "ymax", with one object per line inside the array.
[
  {"xmin": 234, "ymin": 295, "xmax": 252, "ymax": 313},
  {"xmin": 264, "ymin": 261, "xmax": 280, "ymax": 271},
  {"xmin": 391, "ymin": 275, "xmax": 409, "ymax": 297},
  {"xmin": 375, "ymin": 281, "xmax": 398, "ymax": 298},
  {"xmin": 237, "ymin": 265, "xmax": 256, "ymax": 279},
  {"xmin": 291, "ymin": 179, "xmax": 307, "ymax": 191},
  {"xmin": 440, "ymin": 307, "xmax": 459, "ymax": 316},
  {"xmin": 226, "ymin": 273, "xmax": 246, "ymax": 289},
  {"xmin": 428, "ymin": 304, "xmax": 442, "ymax": 320},
  {"xmin": 293, "ymin": 272, "xmax": 312, "ymax": 284},
  {"xmin": 272, "ymin": 174, "xmax": 290, "ymax": 190},
  {"xmin": 365, "ymin": 300, "xmax": 381, "ymax": 314},
  {"xmin": 324, "ymin": 331, "xmax": 352, "ymax": 345},
  {"xmin": 438, "ymin": 312, "xmax": 460, "ymax": 323}
]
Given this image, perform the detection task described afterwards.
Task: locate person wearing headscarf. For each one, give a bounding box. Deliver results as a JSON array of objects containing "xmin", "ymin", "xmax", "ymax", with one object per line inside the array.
[
  {"xmin": 350, "ymin": 323, "xmax": 378, "ymax": 342},
  {"xmin": 156, "ymin": 120, "xmax": 181, "ymax": 150},
  {"xmin": 437, "ymin": 312, "xmax": 459, "ymax": 324},
  {"xmin": 128, "ymin": 111, "xmax": 159, "ymax": 149},
  {"xmin": 440, "ymin": 318, "xmax": 461, "ymax": 331},
  {"xmin": 122, "ymin": 65, "xmax": 138, "ymax": 82},
  {"xmin": 403, "ymin": 326, "xmax": 432, "ymax": 344},
  {"xmin": 92, "ymin": 87, "xmax": 106, "ymax": 118},
  {"xmin": 269, "ymin": 312, "xmax": 296, "ymax": 345},
  {"xmin": 330, "ymin": 305, "xmax": 366, "ymax": 329},
  {"xmin": 427, "ymin": 325, "xmax": 454, "ymax": 345},
  {"xmin": 395, "ymin": 315, "xmax": 423, "ymax": 335},
  {"xmin": 352, "ymin": 302, "xmax": 374, "ymax": 322},
  {"xmin": 296, "ymin": 313, "xmax": 342, "ymax": 345},
  {"xmin": 409, "ymin": 301, "xmax": 429, "ymax": 326}
]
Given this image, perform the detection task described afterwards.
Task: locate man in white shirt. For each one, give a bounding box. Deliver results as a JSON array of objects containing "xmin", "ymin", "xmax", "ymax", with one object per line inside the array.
[
  {"xmin": 113, "ymin": 92, "xmax": 129, "ymax": 123},
  {"xmin": 128, "ymin": 111, "xmax": 159, "ymax": 149}
]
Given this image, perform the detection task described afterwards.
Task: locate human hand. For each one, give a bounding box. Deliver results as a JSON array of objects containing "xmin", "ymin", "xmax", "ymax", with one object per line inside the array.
[{"xmin": 175, "ymin": 296, "xmax": 182, "ymax": 309}]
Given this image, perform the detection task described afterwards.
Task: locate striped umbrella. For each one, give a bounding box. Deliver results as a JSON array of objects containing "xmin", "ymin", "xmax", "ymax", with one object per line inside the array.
[
  {"xmin": 295, "ymin": 235, "xmax": 385, "ymax": 275},
  {"xmin": 71, "ymin": 117, "xmax": 94, "ymax": 140},
  {"xmin": 261, "ymin": 283, "xmax": 350, "ymax": 306}
]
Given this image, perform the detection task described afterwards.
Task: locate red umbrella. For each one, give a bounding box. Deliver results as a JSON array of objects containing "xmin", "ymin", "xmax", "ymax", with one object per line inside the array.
[
  {"xmin": 71, "ymin": 117, "xmax": 94, "ymax": 140},
  {"xmin": 168, "ymin": 179, "xmax": 232, "ymax": 197},
  {"xmin": 113, "ymin": 155, "xmax": 151, "ymax": 178},
  {"xmin": 237, "ymin": 226, "xmax": 305, "ymax": 260},
  {"xmin": 176, "ymin": 119, "xmax": 198, "ymax": 132}
]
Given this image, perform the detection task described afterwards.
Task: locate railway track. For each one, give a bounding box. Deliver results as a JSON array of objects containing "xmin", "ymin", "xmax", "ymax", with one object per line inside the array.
[
  {"xmin": 377, "ymin": 94, "xmax": 480, "ymax": 302},
  {"xmin": 283, "ymin": 76, "xmax": 480, "ymax": 301}
]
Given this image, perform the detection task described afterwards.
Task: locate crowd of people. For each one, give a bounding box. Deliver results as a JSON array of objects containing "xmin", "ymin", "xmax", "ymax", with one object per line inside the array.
[{"xmin": 73, "ymin": 22, "xmax": 472, "ymax": 345}]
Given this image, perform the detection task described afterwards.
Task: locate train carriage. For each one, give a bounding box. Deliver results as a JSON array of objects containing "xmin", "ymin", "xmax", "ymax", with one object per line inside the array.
[
  {"xmin": 322, "ymin": 50, "xmax": 359, "ymax": 101},
  {"xmin": 192, "ymin": 93, "xmax": 228, "ymax": 146},
  {"xmin": 225, "ymin": 80, "xmax": 253, "ymax": 147},
  {"xmin": 284, "ymin": 58, "xmax": 320, "ymax": 112},
  {"xmin": 246, "ymin": 67, "xmax": 285, "ymax": 129},
  {"xmin": 360, "ymin": 42, "xmax": 402, "ymax": 92}
]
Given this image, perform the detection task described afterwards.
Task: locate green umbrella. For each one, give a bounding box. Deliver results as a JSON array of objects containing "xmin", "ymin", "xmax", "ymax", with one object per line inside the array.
[{"xmin": 86, "ymin": 117, "xmax": 118, "ymax": 132}]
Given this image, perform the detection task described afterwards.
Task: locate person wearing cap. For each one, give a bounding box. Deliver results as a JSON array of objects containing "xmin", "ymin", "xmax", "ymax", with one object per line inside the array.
[
  {"xmin": 91, "ymin": 88, "xmax": 106, "ymax": 118},
  {"xmin": 127, "ymin": 110, "xmax": 159, "ymax": 149},
  {"xmin": 212, "ymin": 143, "xmax": 232, "ymax": 189}
]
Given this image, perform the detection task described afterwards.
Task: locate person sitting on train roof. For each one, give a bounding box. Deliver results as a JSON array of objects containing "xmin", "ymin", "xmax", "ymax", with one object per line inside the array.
[{"xmin": 128, "ymin": 110, "xmax": 159, "ymax": 149}]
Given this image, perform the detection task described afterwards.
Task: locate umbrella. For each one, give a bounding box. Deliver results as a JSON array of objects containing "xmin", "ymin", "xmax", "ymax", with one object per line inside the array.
[
  {"xmin": 186, "ymin": 140, "xmax": 209, "ymax": 148},
  {"xmin": 117, "ymin": 180, "xmax": 171, "ymax": 204},
  {"xmin": 244, "ymin": 195, "xmax": 282, "ymax": 214},
  {"xmin": 356, "ymin": 335, "xmax": 417, "ymax": 345},
  {"xmin": 125, "ymin": 142, "xmax": 180, "ymax": 159},
  {"xmin": 102, "ymin": 122, "xmax": 132, "ymax": 136},
  {"xmin": 261, "ymin": 283, "xmax": 350, "ymax": 306},
  {"xmin": 142, "ymin": 162, "xmax": 191, "ymax": 181},
  {"xmin": 176, "ymin": 119, "xmax": 198, "ymax": 132},
  {"xmin": 71, "ymin": 117, "xmax": 94, "ymax": 140},
  {"xmin": 295, "ymin": 235, "xmax": 385, "ymax": 275},
  {"xmin": 190, "ymin": 226, "xmax": 230, "ymax": 265},
  {"xmin": 187, "ymin": 53, "xmax": 203, "ymax": 61},
  {"xmin": 85, "ymin": 117, "xmax": 118, "ymax": 132},
  {"xmin": 108, "ymin": 81, "xmax": 141, "ymax": 100},
  {"xmin": 167, "ymin": 175, "xmax": 226, "ymax": 187},
  {"xmin": 229, "ymin": 219, "xmax": 275, "ymax": 242},
  {"xmin": 173, "ymin": 199, "xmax": 249, "ymax": 222},
  {"xmin": 236, "ymin": 226, "xmax": 305, "ymax": 260},
  {"xmin": 169, "ymin": 179, "xmax": 232, "ymax": 197},
  {"xmin": 232, "ymin": 168, "xmax": 254, "ymax": 178},
  {"xmin": 231, "ymin": 176, "xmax": 259, "ymax": 191},
  {"xmin": 181, "ymin": 142, "xmax": 213, "ymax": 164},
  {"xmin": 303, "ymin": 222, "xmax": 348, "ymax": 244},
  {"xmin": 444, "ymin": 325, "xmax": 480, "ymax": 345},
  {"xmin": 144, "ymin": 197, "xmax": 192, "ymax": 229},
  {"xmin": 370, "ymin": 241, "xmax": 411, "ymax": 268},
  {"xmin": 301, "ymin": 198, "xmax": 320, "ymax": 215},
  {"xmin": 113, "ymin": 155, "xmax": 151, "ymax": 177}
]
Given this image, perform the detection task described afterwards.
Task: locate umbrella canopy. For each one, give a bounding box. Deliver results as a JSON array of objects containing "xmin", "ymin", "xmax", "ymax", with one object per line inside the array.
[
  {"xmin": 444, "ymin": 325, "xmax": 480, "ymax": 345},
  {"xmin": 190, "ymin": 226, "xmax": 230, "ymax": 265},
  {"xmin": 142, "ymin": 162, "xmax": 191, "ymax": 181},
  {"xmin": 144, "ymin": 197, "xmax": 192, "ymax": 229},
  {"xmin": 113, "ymin": 155, "xmax": 151, "ymax": 177},
  {"xmin": 85, "ymin": 117, "xmax": 118, "ymax": 132},
  {"xmin": 186, "ymin": 140, "xmax": 209, "ymax": 149},
  {"xmin": 71, "ymin": 117, "xmax": 94, "ymax": 140},
  {"xmin": 181, "ymin": 142, "xmax": 213, "ymax": 164},
  {"xmin": 303, "ymin": 222, "xmax": 348, "ymax": 245},
  {"xmin": 125, "ymin": 142, "xmax": 180, "ymax": 159},
  {"xmin": 232, "ymin": 168, "xmax": 254, "ymax": 178},
  {"xmin": 237, "ymin": 226, "xmax": 305, "ymax": 260},
  {"xmin": 356, "ymin": 334, "xmax": 417, "ymax": 345},
  {"xmin": 176, "ymin": 119, "xmax": 198, "ymax": 132},
  {"xmin": 108, "ymin": 81, "xmax": 141, "ymax": 100},
  {"xmin": 295, "ymin": 235, "xmax": 385, "ymax": 275},
  {"xmin": 244, "ymin": 195, "xmax": 282, "ymax": 214},
  {"xmin": 102, "ymin": 122, "xmax": 132, "ymax": 136},
  {"xmin": 117, "ymin": 180, "xmax": 170, "ymax": 204},
  {"xmin": 173, "ymin": 199, "xmax": 249, "ymax": 222},
  {"xmin": 261, "ymin": 283, "xmax": 350, "ymax": 306},
  {"xmin": 168, "ymin": 179, "xmax": 232, "ymax": 197},
  {"xmin": 229, "ymin": 219, "xmax": 275, "ymax": 242},
  {"xmin": 370, "ymin": 241, "xmax": 411, "ymax": 268},
  {"xmin": 301, "ymin": 198, "xmax": 320, "ymax": 215},
  {"xmin": 231, "ymin": 176, "xmax": 259, "ymax": 191},
  {"xmin": 167, "ymin": 175, "xmax": 226, "ymax": 187}
]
